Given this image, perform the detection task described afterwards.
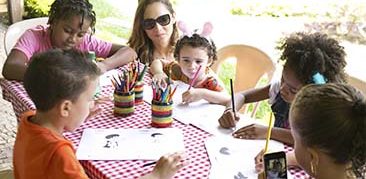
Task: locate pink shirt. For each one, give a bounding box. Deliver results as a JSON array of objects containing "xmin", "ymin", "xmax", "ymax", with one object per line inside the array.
[{"xmin": 13, "ymin": 25, "xmax": 112, "ymax": 61}]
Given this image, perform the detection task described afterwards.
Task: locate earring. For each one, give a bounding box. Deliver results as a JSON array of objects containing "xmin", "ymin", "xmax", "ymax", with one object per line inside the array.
[{"xmin": 310, "ymin": 161, "xmax": 317, "ymax": 176}]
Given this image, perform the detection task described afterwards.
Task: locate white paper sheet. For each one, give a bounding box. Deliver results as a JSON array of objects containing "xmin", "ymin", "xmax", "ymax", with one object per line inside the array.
[
  {"xmin": 205, "ymin": 136, "xmax": 285, "ymax": 179},
  {"xmin": 76, "ymin": 128, "xmax": 185, "ymax": 160}
]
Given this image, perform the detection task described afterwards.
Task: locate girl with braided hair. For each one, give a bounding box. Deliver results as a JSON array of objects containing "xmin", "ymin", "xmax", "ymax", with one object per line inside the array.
[
  {"xmin": 219, "ymin": 32, "xmax": 347, "ymax": 145},
  {"xmin": 3, "ymin": 0, "xmax": 136, "ymax": 81},
  {"xmin": 289, "ymin": 83, "xmax": 366, "ymax": 178}
]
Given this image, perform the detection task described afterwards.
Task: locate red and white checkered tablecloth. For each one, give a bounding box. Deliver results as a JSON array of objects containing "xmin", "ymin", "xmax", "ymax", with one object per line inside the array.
[{"xmin": 0, "ymin": 64, "xmax": 311, "ymax": 179}]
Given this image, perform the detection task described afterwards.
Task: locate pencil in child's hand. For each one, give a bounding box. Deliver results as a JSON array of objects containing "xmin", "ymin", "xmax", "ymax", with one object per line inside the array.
[
  {"xmin": 188, "ymin": 65, "xmax": 202, "ymax": 90},
  {"xmin": 264, "ymin": 113, "xmax": 273, "ymax": 153},
  {"xmin": 142, "ymin": 161, "xmax": 156, "ymax": 167},
  {"xmin": 230, "ymin": 79, "xmax": 236, "ymax": 116}
]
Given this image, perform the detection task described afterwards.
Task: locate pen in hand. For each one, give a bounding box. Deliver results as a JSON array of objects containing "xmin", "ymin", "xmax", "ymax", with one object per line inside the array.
[{"xmin": 142, "ymin": 161, "xmax": 156, "ymax": 167}]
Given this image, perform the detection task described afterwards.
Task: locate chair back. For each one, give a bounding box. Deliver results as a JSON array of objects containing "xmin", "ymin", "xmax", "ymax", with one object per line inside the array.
[
  {"xmin": 4, "ymin": 17, "xmax": 49, "ymax": 55},
  {"xmin": 212, "ymin": 44, "xmax": 275, "ymax": 92}
]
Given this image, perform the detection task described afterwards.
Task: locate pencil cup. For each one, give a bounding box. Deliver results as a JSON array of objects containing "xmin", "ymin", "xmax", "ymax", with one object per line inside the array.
[
  {"xmin": 134, "ymin": 81, "xmax": 144, "ymax": 105},
  {"xmin": 113, "ymin": 90, "xmax": 135, "ymax": 116},
  {"xmin": 151, "ymin": 100, "xmax": 173, "ymax": 128}
]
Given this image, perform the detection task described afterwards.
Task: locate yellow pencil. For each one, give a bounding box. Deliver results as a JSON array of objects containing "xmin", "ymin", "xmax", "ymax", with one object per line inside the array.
[{"xmin": 264, "ymin": 112, "xmax": 273, "ymax": 153}]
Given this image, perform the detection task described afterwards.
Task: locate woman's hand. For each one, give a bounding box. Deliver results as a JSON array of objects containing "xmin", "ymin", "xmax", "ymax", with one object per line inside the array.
[
  {"xmin": 232, "ymin": 124, "xmax": 268, "ymax": 139},
  {"xmin": 218, "ymin": 109, "xmax": 240, "ymax": 128}
]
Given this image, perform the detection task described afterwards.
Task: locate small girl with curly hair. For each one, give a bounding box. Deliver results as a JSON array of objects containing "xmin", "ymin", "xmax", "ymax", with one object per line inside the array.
[
  {"xmin": 219, "ymin": 32, "xmax": 347, "ymax": 144},
  {"xmin": 289, "ymin": 83, "xmax": 366, "ymax": 178},
  {"xmin": 3, "ymin": 0, "xmax": 136, "ymax": 81},
  {"xmin": 152, "ymin": 22, "xmax": 230, "ymax": 104}
]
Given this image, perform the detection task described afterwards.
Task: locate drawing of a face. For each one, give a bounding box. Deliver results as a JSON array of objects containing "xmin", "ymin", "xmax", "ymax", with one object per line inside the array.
[
  {"xmin": 219, "ymin": 147, "xmax": 230, "ymax": 155},
  {"xmin": 151, "ymin": 132, "xmax": 164, "ymax": 143},
  {"xmin": 104, "ymin": 134, "xmax": 120, "ymax": 149}
]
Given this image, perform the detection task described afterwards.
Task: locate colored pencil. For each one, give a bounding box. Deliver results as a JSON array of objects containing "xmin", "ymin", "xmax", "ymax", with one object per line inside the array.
[
  {"xmin": 264, "ymin": 113, "xmax": 273, "ymax": 153},
  {"xmin": 188, "ymin": 65, "xmax": 202, "ymax": 90},
  {"xmin": 230, "ymin": 79, "xmax": 236, "ymax": 116}
]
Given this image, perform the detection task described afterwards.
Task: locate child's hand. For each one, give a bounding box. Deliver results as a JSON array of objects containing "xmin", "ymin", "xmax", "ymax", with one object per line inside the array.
[
  {"xmin": 182, "ymin": 89, "xmax": 202, "ymax": 103},
  {"xmin": 86, "ymin": 101, "xmax": 102, "ymax": 120},
  {"xmin": 232, "ymin": 124, "xmax": 268, "ymax": 139},
  {"xmin": 152, "ymin": 72, "xmax": 168, "ymax": 87},
  {"xmin": 218, "ymin": 109, "xmax": 240, "ymax": 128},
  {"xmin": 254, "ymin": 149, "xmax": 265, "ymax": 173},
  {"xmin": 150, "ymin": 152, "xmax": 188, "ymax": 179}
]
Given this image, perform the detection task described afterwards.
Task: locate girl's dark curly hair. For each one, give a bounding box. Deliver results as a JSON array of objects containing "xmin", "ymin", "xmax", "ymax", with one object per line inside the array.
[
  {"xmin": 48, "ymin": 0, "xmax": 96, "ymax": 34},
  {"xmin": 174, "ymin": 34, "xmax": 217, "ymax": 66},
  {"xmin": 277, "ymin": 32, "xmax": 347, "ymax": 84},
  {"xmin": 291, "ymin": 83, "xmax": 366, "ymax": 178}
]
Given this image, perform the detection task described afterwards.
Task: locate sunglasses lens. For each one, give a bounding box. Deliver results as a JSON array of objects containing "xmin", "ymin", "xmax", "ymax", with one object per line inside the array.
[
  {"xmin": 156, "ymin": 14, "xmax": 170, "ymax": 26},
  {"xmin": 142, "ymin": 14, "xmax": 171, "ymax": 30},
  {"xmin": 142, "ymin": 19, "xmax": 156, "ymax": 30}
]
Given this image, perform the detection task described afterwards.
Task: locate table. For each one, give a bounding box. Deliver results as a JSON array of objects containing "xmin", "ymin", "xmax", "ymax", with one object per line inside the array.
[{"xmin": 0, "ymin": 67, "xmax": 310, "ymax": 179}]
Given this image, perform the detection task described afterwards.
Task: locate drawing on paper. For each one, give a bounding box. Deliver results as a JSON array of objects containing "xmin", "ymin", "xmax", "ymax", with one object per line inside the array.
[{"xmin": 103, "ymin": 134, "xmax": 120, "ymax": 149}]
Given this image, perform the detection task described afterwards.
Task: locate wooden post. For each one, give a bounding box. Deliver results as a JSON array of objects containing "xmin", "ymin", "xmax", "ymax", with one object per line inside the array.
[{"xmin": 7, "ymin": 0, "xmax": 23, "ymax": 24}]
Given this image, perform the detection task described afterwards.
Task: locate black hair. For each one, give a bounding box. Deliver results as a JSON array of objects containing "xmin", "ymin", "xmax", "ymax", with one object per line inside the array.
[
  {"xmin": 174, "ymin": 34, "xmax": 217, "ymax": 66},
  {"xmin": 24, "ymin": 49, "xmax": 101, "ymax": 112},
  {"xmin": 277, "ymin": 32, "xmax": 347, "ymax": 84},
  {"xmin": 48, "ymin": 0, "xmax": 96, "ymax": 34},
  {"xmin": 291, "ymin": 83, "xmax": 366, "ymax": 177}
]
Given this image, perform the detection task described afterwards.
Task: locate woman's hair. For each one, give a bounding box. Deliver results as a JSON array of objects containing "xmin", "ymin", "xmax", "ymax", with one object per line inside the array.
[
  {"xmin": 290, "ymin": 83, "xmax": 366, "ymax": 177},
  {"xmin": 174, "ymin": 34, "xmax": 217, "ymax": 66},
  {"xmin": 128, "ymin": 0, "xmax": 178, "ymax": 64},
  {"xmin": 48, "ymin": 0, "xmax": 96, "ymax": 34},
  {"xmin": 24, "ymin": 49, "xmax": 101, "ymax": 112},
  {"xmin": 277, "ymin": 32, "xmax": 347, "ymax": 84}
]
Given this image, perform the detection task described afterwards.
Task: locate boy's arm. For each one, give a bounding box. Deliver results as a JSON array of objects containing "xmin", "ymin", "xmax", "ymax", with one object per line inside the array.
[
  {"xmin": 97, "ymin": 44, "xmax": 137, "ymax": 73},
  {"xmin": 271, "ymin": 127, "xmax": 294, "ymax": 145},
  {"xmin": 2, "ymin": 50, "xmax": 29, "ymax": 81}
]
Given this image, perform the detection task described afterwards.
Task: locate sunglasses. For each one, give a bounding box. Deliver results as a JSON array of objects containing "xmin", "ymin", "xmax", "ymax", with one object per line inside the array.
[{"xmin": 142, "ymin": 14, "xmax": 171, "ymax": 30}]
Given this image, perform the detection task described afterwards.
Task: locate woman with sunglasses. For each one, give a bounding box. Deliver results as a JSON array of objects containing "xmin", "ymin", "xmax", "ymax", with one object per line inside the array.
[{"xmin": 128, "ymin": 0, "xmax": 179, "ymax": 84}]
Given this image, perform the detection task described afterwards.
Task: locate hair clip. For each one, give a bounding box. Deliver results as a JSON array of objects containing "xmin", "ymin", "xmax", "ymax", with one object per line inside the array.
[{"xmin": 312, "ymin": 72, "xmax": 327, "ymax": 84}]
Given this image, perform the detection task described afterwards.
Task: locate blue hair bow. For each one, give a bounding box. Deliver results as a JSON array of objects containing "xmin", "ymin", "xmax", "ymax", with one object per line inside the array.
[{"xmin": 312, "ymin": 72, "xmax": 326, "ymax": 84}]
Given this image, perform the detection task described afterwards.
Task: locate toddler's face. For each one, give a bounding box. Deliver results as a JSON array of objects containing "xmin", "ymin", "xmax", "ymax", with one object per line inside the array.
[
  {"xmin": 178, "ymin": 46, "xmax": 211, "ymax": 82},
  {"xmin": 65, "ymin": 79, "xmax": 97, "ymax": 132},
  {"xmin": 50, "ymin": 15, "xmax": 91, "ymax": 50},
  {"xmin": 280, "ymin": 67, "xmax": 303, "ymax": 103}
]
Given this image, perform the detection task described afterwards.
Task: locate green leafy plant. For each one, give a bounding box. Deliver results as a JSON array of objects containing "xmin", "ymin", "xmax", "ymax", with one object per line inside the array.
[{"xmin": 24, "ymin": 0, "xmax": 53, "ymax": 18}]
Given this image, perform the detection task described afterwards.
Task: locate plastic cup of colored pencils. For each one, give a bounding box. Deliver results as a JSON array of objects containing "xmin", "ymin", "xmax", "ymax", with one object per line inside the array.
[
  {"xmin": 134, "ymin": 81, "xmax": 144, "ymax": 105},
  {"xmin": 113, "ymin": 90, "xmax": 135, "ymax": 117},
  {"xmin": 151, "ymin": 100, "xmax": 173, "ymax": 128}
]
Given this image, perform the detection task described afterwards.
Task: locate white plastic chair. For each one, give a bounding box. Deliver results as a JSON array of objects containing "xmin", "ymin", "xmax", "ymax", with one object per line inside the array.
[
  {"xmin": 212, "ymin": 44, "xmax": 275, "ymax": 115},
  {"xmin": 4, "ymin": 17, "xmax": 48, "ymax": 55}
]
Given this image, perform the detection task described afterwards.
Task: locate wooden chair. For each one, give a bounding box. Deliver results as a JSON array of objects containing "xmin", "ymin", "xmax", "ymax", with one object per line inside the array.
[
  {"xmin": 348, "ymin": 75, "xmax": 366, "ymax": 95},
  {"xmin": 212, "ymin": 44, "xmax": 275, "ymax": 115},
  {"xmin": 4, "ymin": 17, "xmax": 48, "ymax": 55}
]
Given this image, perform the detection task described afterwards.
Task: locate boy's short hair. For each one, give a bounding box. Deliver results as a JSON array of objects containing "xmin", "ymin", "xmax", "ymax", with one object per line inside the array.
[{"xmin": 24, "ymin": 49, "xmax": 101, "ymax": 112}]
